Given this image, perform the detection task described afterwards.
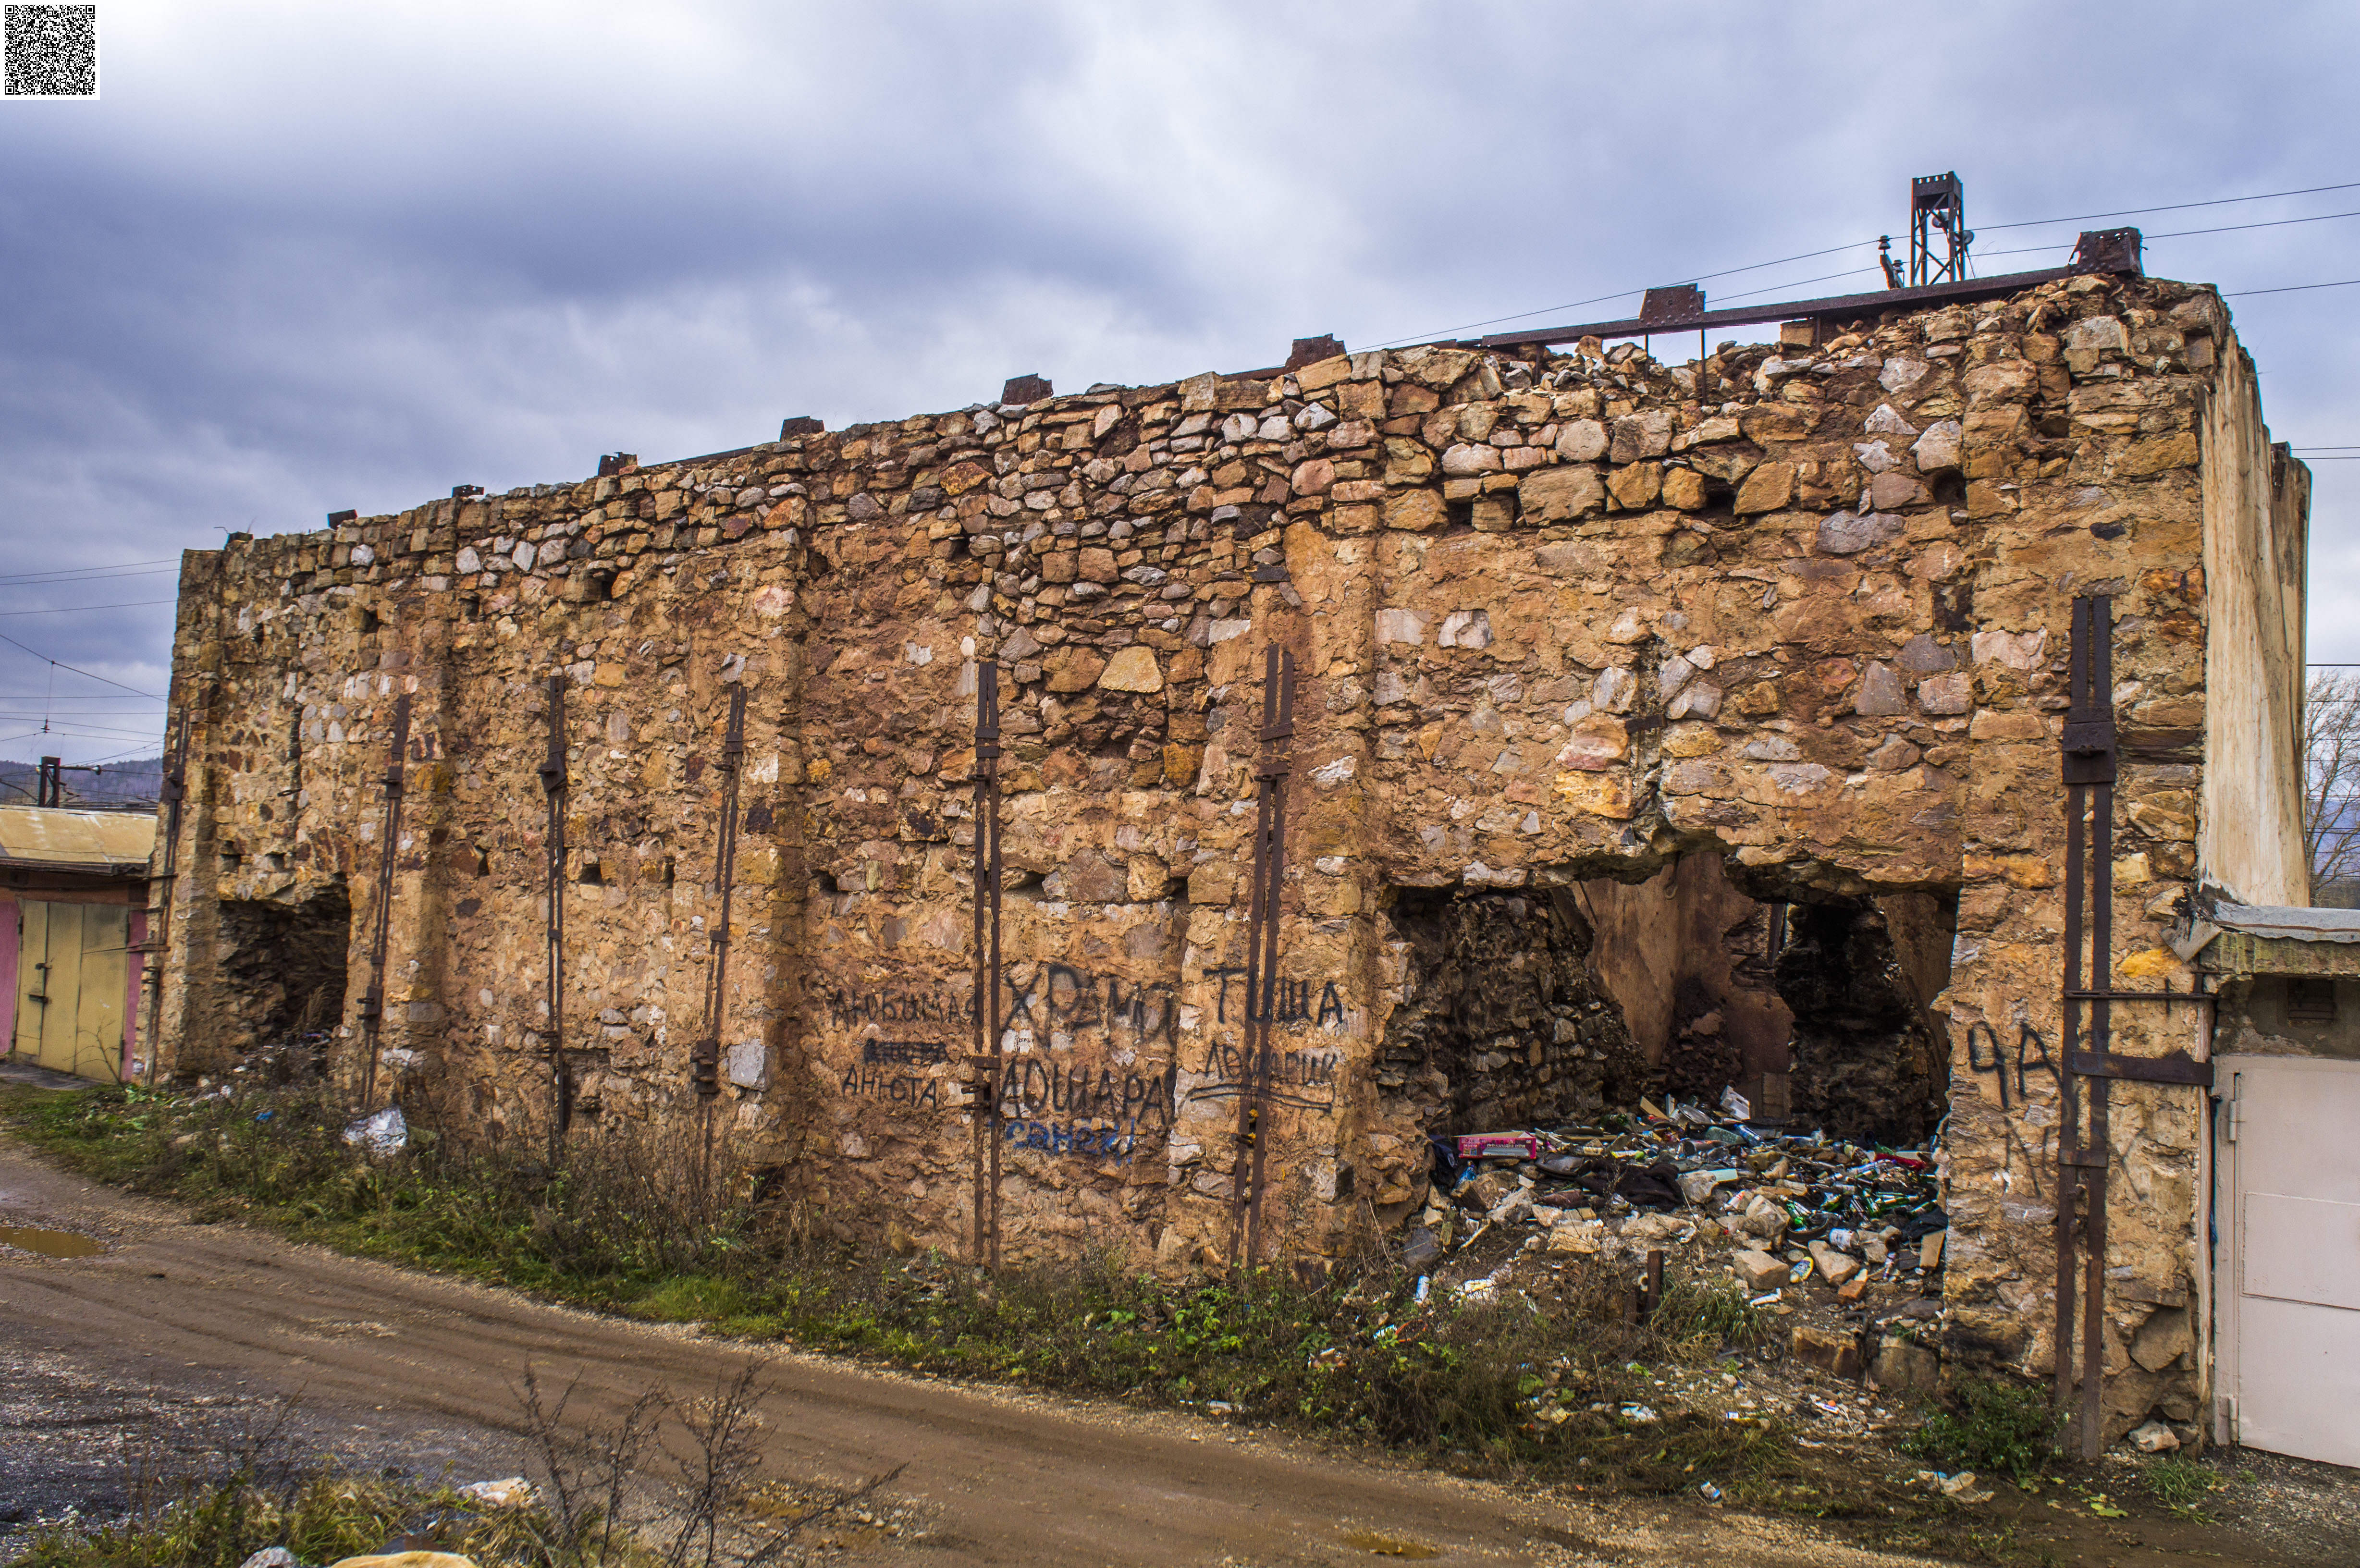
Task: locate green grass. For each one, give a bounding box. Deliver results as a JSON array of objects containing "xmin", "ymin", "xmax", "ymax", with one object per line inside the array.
[
  {"xmin": 1901, "ymin": 1375, "xmax": 2061, "ymax": 1482},
  {"xmin": 2142, "ymin": 1453, "xmax": 2230, "ymax": 1521},
  {"xmin": 12, "ymin": 1456, "xmax": 459, "ymax": 1568},
  {"xmin": 1, "ymin": 1080, "xmax": 1892, "ymax": 1511}
]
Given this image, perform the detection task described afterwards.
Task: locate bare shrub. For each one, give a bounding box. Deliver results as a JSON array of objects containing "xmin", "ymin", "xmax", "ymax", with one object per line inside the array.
[
  {"xmin": 2305, "ymin": 670, "xmax": 2360, "ymax": 899},
  {"xmin": 500, "ymin": 1359, "xmax": 902, "ymax": 1568}
]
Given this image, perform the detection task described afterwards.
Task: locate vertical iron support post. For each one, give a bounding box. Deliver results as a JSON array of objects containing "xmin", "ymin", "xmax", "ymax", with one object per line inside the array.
[
  {"xmin": 1229, "ymin": 647, "xmax": 1294, "ymax": 1270},
  {"xmin": 694, "ymin": 686, "xmax": 749, "ymax": 1146},
  {"xmin": 140, "ymin": 709, "xmax": 193, "ymax": 1087},
  {"xmin": 970, "ymin": 662, "xmax": 1005, "ymax": 1271},
  {"xmin": 2057, "ymin": 595, "xmax": 2117, "ymax": 1460},
  {"xmin": 541, "ymin": 674, "xmax": 569, "ymax": 1161},
  {"xmin": 356, "ymin": 694, "xmax": 413, "ymax": 1108}
]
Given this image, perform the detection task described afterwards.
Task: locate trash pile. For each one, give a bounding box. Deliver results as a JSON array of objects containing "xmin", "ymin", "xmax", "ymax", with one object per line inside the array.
[{"xmin": 1404, "ymin": 1089, "xmax": 1948, "ymax": 1307}]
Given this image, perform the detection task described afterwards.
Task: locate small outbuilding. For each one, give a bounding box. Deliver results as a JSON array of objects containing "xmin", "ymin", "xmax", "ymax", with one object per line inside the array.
[{"xmin": 0, "ymin": 805, "xmax": 157, "ymax": 1082}]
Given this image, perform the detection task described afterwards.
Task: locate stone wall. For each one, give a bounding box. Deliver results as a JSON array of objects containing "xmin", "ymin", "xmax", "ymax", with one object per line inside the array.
[{"xmin": 155, "ymin": 269, "xmax": 2303, "ymax": 1436}]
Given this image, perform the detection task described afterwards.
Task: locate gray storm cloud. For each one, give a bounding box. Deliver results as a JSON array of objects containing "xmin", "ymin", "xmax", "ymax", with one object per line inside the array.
[{"xmin": 1, "ymin": 0, "xmax": 2354, "ymax": 760}]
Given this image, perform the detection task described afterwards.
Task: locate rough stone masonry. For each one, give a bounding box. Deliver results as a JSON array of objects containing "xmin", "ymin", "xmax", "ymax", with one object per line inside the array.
[{"xmin": 155, "ymin": 267, "xmax": 2308, "ymax": 1442}]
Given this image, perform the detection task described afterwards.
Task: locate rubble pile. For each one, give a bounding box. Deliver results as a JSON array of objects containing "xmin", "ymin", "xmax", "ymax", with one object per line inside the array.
[{"xmin": 1403, "ymin": 1094, "xmax": 1950, "ymax": 1394}]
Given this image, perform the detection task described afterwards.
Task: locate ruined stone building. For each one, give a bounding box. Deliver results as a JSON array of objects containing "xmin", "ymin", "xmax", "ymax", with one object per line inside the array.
[{"xmin": 152, "ymin": 244, "xmax": 2323, "ymax": 1455}]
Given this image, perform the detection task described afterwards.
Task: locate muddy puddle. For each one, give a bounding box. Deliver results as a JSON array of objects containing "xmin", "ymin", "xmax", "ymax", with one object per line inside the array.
[{"xmin": 0, "ymin": 1225, "xmax": 104, "ymax": 1258}]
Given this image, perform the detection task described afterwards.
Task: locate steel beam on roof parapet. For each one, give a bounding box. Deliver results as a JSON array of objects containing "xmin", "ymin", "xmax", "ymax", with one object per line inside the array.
[{"xmin": 1475, "ymin": 230, "xmax": 2144, "ymax": 352}]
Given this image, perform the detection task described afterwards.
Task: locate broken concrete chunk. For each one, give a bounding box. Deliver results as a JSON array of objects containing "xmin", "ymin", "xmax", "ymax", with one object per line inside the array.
[
  {"xmin": 1790, "ymin": 1323, "xmax": 1863, "ymax": 1380},
  {"xmin": 1807, "ymin": 1240, "xmax": 1862, "ymax": 1286},
  {"xmin": 1549, "ymin": 1220, "xmax": 1605, "ymax": 1254},
  {"xmin": 1869, "ymin": 1338, "xmax": 1940, "ymax": 1396},
  {"xmin": 1732, "ymin": 1249, "xmax": 1791, "ymax": 1292}
]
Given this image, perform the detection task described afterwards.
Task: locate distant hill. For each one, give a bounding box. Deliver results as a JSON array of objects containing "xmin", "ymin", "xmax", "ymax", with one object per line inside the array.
[{"xmin": 0, "ymin": 755, "xmax": 162, "ymax": 812}]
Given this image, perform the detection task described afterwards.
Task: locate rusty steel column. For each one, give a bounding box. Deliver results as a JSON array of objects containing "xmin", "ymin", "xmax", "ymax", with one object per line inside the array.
[
  {"xmin": 2053, "ymin": 593, "xmax": 2219, "ymax": 1459},
  {"xmin": 693, "ymin": 685, "xmax": 749, "ymax": 1176},
  {"xmin": 540, "ymin": 674, "xmax": 569, "ymax": 1162},
  {"xmin": 2056, "ymin": 595, "xmax": 2116, "ymax": 1461},
  {"xmin": 969, "ymin": 662, "xmax": 1005, "ymax": 1271},
  {"xmin": 139, "ymin": 708, "xmax": 194, "ymax": 1088},
  {"xmin": 355, "ymin": 693, "xmax": 412, "ymax": 1109},
  {"xmin": 1228, "ymin": 646, "xmax": 1294, "ymax": 1271}
]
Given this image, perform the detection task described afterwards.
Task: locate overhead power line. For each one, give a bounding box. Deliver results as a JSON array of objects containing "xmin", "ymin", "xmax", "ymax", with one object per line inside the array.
[
  {"xmin": 0, "ymin": 560, "xmax": 178, "ymax": 585},
  {"xmin": 0, "ymin": 599, "xmax": 178, "ymax": 616},
  {"xmin": 1367, "ymin": 238, "xmax": 1882, "ymax": 347},
  {"xmin": 0, "ymin": 629, "xmax": 163, "ymax": 700},
  {"xmin": 1979, "ymin": 179, "xmax": 2360, "ymax": 233},
  {"xmin": 2228, "ymin": 277, "xmax": 2360, "ymax": 297},
  {"xmin": 1364, "ymin": 177, "xmax": 2360, "ymax": 355}
]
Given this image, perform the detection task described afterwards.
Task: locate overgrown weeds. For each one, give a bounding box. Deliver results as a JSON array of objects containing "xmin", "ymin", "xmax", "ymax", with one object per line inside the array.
[
  {"xmin": 3, "ymin": 1080, "xmax": 1819, "ymax": 1502},
  {"xmin": 1902, "ymin": 1375, "xmax": 2061, "ymax": 1482},
  {"xmin": 2142, "ymin": 1454, "xmax": 2229, "ymax": 1521},
  {"xmin": 13, "ymin": 1364, "xmax": 900, "ymax": 1568},
  {"xmin": 12, "ymin": 1396, "xmax": 442, "ymax": 1568}
]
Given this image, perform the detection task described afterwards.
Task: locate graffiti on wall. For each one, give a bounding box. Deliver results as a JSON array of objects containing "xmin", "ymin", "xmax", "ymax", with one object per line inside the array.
[{"xmin": 824, "ymin": 960, "xmax": 1356, "ymax": 1155}]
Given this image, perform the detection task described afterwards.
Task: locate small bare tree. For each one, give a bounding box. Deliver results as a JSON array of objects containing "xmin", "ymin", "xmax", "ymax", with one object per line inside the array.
[
  {"xmin": 507, "ymin": 1360, "xmax": 904, "ymax": 1568},
  {"xmin": 2303, "ymin": 671, "xmax": 2360, "ymax": 900}
]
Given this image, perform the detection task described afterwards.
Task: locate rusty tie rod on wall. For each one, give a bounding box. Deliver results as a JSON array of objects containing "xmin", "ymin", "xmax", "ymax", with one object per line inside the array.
[
  {"xmin": 2054, "ymin": 594, "xmax": 2215, "ymax": 1460},
  {"xmin": 969, "ymin": 661, "xmax": 1005, "ymax": 1272},
  {"xmin": 541, "ymin": 674, "xmax": 570, "ymax": 1162},
  {"xmin": 355, "ymin": 693, "xmax": 412, "ymax": 1109},
  {"xmin": 139, "ymin": 706, "xmax": 194, "ymax": 1089},
  {"xmin": 1228, "ymin": 646, "xmax": 1295, "ymax": 1271},
  {"xmin": 693, "ymin": 685, "xmax": 750, "ymax": 1176}
]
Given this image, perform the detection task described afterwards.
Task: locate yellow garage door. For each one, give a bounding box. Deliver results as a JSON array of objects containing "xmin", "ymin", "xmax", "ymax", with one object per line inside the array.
[{"xmin": 13, "ymin": 901, "xmax": 129, "ymax": 1081}]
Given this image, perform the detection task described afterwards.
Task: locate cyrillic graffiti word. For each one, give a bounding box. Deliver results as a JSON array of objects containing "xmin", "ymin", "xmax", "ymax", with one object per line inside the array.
[
  {"xmin": 839, "ymin": 1064, "xmax": 943, "ymax": 1108},
  {"xmin": 863, "ymin": 1039, "xmax": 949, "ymax": 1066},
  {"xmin": 1001, "ymin": 963, "xmax": 1179, "ymax": 1048},
  {"xmin": 825, "ymin": 988, "xmax": 974, "ymax": 1028},
  {"xmin": 1185, "ymin": 1041, "xmax": 1342, "ymax": 1111},
  {"xmin": 1002, "ymin": 1118, "xmax": 1136, "ymax": 1163},
  {"xmin": 996, "ymin": 1058, "xmax": 1174, "ymax": 1127},
  {"xmin": 1204, "ymin": 967, "xmax": 1346, "ymax": 1029}
]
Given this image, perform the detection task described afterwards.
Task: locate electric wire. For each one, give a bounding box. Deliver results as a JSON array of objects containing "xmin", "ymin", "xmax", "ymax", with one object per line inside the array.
[
  {"xmin": 2227, "ymin": 278, "xmax": 2360, "ymax": 297},
  {"xmin": 0, "ymin": 629, "xmax": 164, "ymax": 700},
  {"xmin": 0, "ymin": 599, "xmax": 178, "ymax": 616},
  {"xmin": 1978, "ymin": 180, "xmax": 2360, "ymax": 233},
  {"xmin": 0, "ymin": 559, "xmax": 177, "ymax": 584},
  {"xmin": 1366, "ymin": 238, "xmax": 1882, "ymax": 347},
  {"xmin": 1369, "ymin": 178, "xmax": 2360, "ymax": 354}
]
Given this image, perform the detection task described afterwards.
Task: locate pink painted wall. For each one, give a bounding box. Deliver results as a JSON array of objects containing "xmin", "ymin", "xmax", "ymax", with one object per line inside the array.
[{"xmin": 0, "ymin": 891, "xmax": 16, "ymax": 1057}]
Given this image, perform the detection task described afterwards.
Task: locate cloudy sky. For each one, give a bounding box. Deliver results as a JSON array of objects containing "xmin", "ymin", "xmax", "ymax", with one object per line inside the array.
[{"xmin": 3, "ymin": 0, "xmax": 2354, "ymax": 766}]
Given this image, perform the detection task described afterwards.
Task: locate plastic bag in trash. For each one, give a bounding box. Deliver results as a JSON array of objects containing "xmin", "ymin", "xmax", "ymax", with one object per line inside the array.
[{"xmin": 343, "ymin": 1106, "xmax": 408, "ymax": 1154}]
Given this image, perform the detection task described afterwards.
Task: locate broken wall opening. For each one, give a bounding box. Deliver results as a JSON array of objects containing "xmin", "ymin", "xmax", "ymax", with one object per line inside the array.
[
  {"xmin": 1576, "ymin": 853, "xmax": 1794, "ymax": 1113},
  {"xmin": 1776, "ymin": 890, "xmax": 1956, "ymax": 1146},
  {"xmin": 1376, "ymin": 887, "xmax": 1644, "ymax": 1150},
  {"xmin": 208, "ymin": 880, "xmax": 352, "ymax": 1074},
  {"xmin": 1574, "ymin": 854, "xmax": 1957, "ymax": 1146}
]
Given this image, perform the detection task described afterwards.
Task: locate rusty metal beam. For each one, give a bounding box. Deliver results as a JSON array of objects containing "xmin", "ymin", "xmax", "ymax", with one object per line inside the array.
[
  {"xmin": 1229, "ymin": 646, "xmax": 1294, "ymax": 1271},
  {"xmin": 2057, "ymin": 595, "xmax": 2118, "ymax": 1462},
  {"xmin": 1476, "ymin": 232, "xmax": 2143, "ymax": 353},
  {"xmin": 541, "ymin": 674, "xmax": 569, "ymax": 1161},
  {"xmin": 356, "ymin": 693, "xmax": 412, "ymax": 1109},
  {"xmin": 138, "ymin": 707, "xmax": 194, "ymax": 1087},
  {"xmin": 693, "ymin": 685, "xmax": 749, "ymax": 1172},
  {"xmin": 970, "ymin": 661, "xmax": 1005, "ymax": 1272}
]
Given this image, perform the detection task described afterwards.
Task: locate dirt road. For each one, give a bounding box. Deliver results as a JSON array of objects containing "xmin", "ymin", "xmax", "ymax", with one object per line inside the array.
[{"xmin": 0, "ymin": 1141, "xmax": 1962, "ymax": 1567}]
